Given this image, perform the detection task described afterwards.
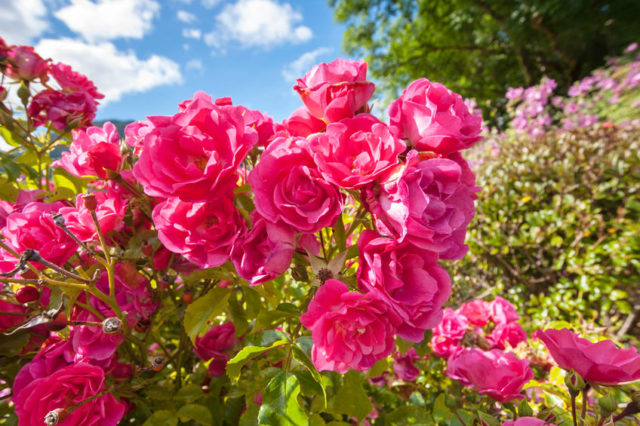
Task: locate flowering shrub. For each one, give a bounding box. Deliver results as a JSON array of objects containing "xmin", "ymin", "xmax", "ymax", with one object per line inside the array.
[{"xmin": 0, "ymin": 36, "xmax": 639, "ymax": 425}]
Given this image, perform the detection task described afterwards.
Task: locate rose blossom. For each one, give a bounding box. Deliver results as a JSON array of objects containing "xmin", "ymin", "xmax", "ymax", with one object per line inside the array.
[
  {"xmin": 0, "ymin": 299, "xmax": 27, "ymax": 332},
  {"xmin": 13, "ymin": 336, "xmax": 74, "ymax": 397},
  {"xmin": 133, "ymin": 91, "xmax": 258, "ymax": 201},
  {"xmin": 388, "ymin": 78, "xmax": 482, "ymax": 154},
  {"xmin": 534, "ymin": 328, "xmax": 640, "ymax": 385},
  {"xmin": 294, "ymin": 58, "xmax": 375, "ymax": 122},
  {"xmin": 28, "ymin": 89, "xmax": 98, "ymax": 130},
  {"xmin": 446, "ymin": 348, "xmax": 533, "ymax": 402},
  {"xmin": 490, "ymin": 322, "xmax": 528, "ymax": 350},
  {"xmin": 281, "ymin": 106, "xmax": 326, "ymax": 137},
  {"xmin": 124, "ymin": 120, "xmax": 152, "ymax": 154},
  {"xmin": 308, "ymin": 114, "xmax": 406, "ymax": 189},
  {"xmin": 53, "ymin": 122, "xmax": 122, "ymax": 178},
  {"xmin": 364, "ymin": 150, "xmax": 478, "ymax": 260},
  {"xmin": 393, "ymin": 348, "xmax": 421, "ymax": 381},
  {"xmin": 60, "ymin": 190, "xmax": 127, "ymax": 242},
  {"xmin": 300, "ymin": 279, "xmax": 399, "ymax": 373},
  {"xmin": 215, "ymin": 97, "xmax": 276, "ymax": 146},
  {"xmin": 194, "ymin": 322, "xmax": 237, "ymax": 376},
  {"xmin": 249, "ymin": 136, "xmax": 343, "ymax": 233},
  {"xmin": 231, "ymin": 212, "xmax": 295, "ymax": 286},
  {"xmin": 459, "ymin": 300, "xmax": 491, "ymax": 326},
  {"xmin": 430, "ymin": 308, "xmax": 468, "ymax": 358},
  {"xmin": 490, "ymin": 296, "xmax": 520, "ymax": 325},
  {"xmin": 357, "ymin": 230, "xmax": 451, "ymax": 342},
  {"xmin": 5, "ymin": 45, "xmax": 50, "ymax": 81},
  {"xmin": 50, "ymin": 62, "xmax": 104, "ymax": 100},
  {"xmin": 152, "ymin": 195, "xmax": 245, "ymax": 269},
  {"xmin": 13, "ymin": 362, "xmax": 126, "ymax": 426}
]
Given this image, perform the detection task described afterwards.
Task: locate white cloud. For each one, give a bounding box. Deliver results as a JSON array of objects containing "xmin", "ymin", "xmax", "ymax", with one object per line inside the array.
[
  {"xmin": 182, "ymin": 28, "xmax": 202, "ymax": 40},
  {"xmin": 54, "ymin": 0, "xmax": 160, "ymax": 42},
  {"xmin": 185, "ymin": 59, "xmax": 203, "ymax": 72},
  {"xmin": 176, "ymin": 10, "xmax": 196, "ymax": 23},
  {"xmin": 0, "ymin": 0, "xmax": 49, "ymax": 44},
  {"xmin": 282, "ymin": 47, "xmax": 332, "ymax": 82},
  {"xmin": 204, "ymin": 0, "xmax": 312, "ymax": 49},
  {"xmin": 35, "ymin": 38, "xmax": 182, "ymax": 104},
  {"xmin": 201, "ymin": 0, "xmax": 221, "ymax": 8}
]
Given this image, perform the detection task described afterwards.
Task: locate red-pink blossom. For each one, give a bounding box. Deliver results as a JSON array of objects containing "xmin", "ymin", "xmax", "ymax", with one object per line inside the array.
[
  {"xmin": 430, "ymin": 308, "xmax": 468, "ymax": 358},
  {"xmin": 534, "ymin": 328, "xmax": 640, "ymax": 385},
  {"xmin": 124, "ymin": 120, "xmax": 151, "ymax": 155},
  {"xmin": 490, "ymin": 296, "xmax": 520, "ymax": 325},
  {"xmin": 459, "ymin": 300, "xmax": 491, "ymax": 327},
  {"xmin": 388, "ymin": 78, "xmax": 482, "ymax": 154},
  {"xmin": 393, "ymin": 348, "xmax": 421, "ymax": 381},
  {"xmin": 281, "ymin": 106, "xmax": 326, "ymax": 137},
  {"xmin": 28, "ymin": 89, "xmax": 98, "ymax": 130},
  {"xmin": 5, "ymin": 45, "xmax": 50, "ymax": 81},
  {"xmin": 13, "ymin": 336, "xmax": 74, "ymax": 397},
  {"xmin": 294, "ymin": 58, "xmax": 375, "ymax": 122},
  {"xmin": 50, "ymin": 62, "xmax": 103, "ymax": 100},
  {"xmin": 300, "ymin": 279, "xmax": 398, "ymax": 373},
  {"xmin": 249, "ymin": 136, "xmax": 343, "ymax": 234},
  {"xmin": 60, "ymin": 190, "xmax": 127, "ymax": 242},
  {"xmin": 309, "ymin": 114, "xmax": 406, "ymax": 189},
  {"xmin": 446, "ymin": 348, "xmax": 533, "ymax": 402},
  {"xmin": 490, "ymin": 322, "xmax": 528, "ymax": 350},
  {"xmin": 152, "ymin": 196, "xmax": 245, "ymax": 269},
  {"xmin": 357, "ymin": 230, "xmax": 450, "ymax": 342}
]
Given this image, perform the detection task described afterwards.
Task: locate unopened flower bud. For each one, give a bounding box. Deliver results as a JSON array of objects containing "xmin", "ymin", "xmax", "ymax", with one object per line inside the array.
[
  {"xmin": 82, "ymin": 194, "xmax": 97, "ymax": 211},
  {"xmin": 44, "ymin": 408, "xmax": 64, "ymax": 425},
  {"xmin": 102, "ymin": 317, "xmax": 123, "ymax": 334},
  {"xmin": 599, "ymin": 392, "xmax": 618, "ymax": 417},
  {"xmin": 151, "ymin": 356, "xmax": 165, "ymax": 371},
  {"xmin": 565, "ymin": 369, "xmax": 585, "ymax": 396},
  {"xmin": 15, "ymin": 286, "xmax": 39, "ymax": 303}
]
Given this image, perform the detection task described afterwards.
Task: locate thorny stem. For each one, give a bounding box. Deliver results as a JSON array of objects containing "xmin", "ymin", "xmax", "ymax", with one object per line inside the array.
[
  {"xmin": 581, "ymin": 388, "xmax": 588, "ymax": 422},
  {"xmin": 571, "ymin": 394, "xmax": 578, "ymax": 426}
]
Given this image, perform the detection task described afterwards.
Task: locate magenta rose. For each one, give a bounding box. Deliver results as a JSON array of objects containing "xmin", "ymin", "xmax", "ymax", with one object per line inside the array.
[
  {"xmin": 28, "ymin": 89, "xmax": 98, "ymax": 130},
  {"xmin": 153, "ymin": 196, "xmax": 245, "ymax": 269},
  {"xmin": 13, "ymin": 362, "xmax": 126, "ymax": 426},
  {"xmin": 503, "ymin": 418, "xmax": 556, "ymax": 426},
  {"xmin": 5, "ymin": 45, "xmax": 50, "ymax": 81},
  {"xmin": 13, "ymin": 336, "xmax": 74, "ymax": 397},
  {"xmin": 249, "ymin": 136, "xmax": 343, "ymax": 233},
  {"xmin": 430, "ymin": 308, "xmax": 468, "ymax": 358},
  {"xmin": 215, "ymin": 97, "xmax": 276, "ymax": 146},
  {"xmin": 133, "ymin": 91, "xmax": 257, "ymax": 201},
  {"xmin": 300, "ymin": 279, "xmax": 399, "ymax": 373},
  {"xmin": 364, "ymin": 150, "xmax": 478, "ymax": 259},
  {"xmin": 294, "ymin": 58, "xmax": 375, "ymax": 122},
  {"xmin": 490, "ymin": 322, "xmax": 528, "ymax": 350},
  {"xmin": 60, "ymin": 190, "xmax": 127, "ymax": 242},
  {"xmin": 490, "ymin": 296, "xmax": 520, "ymax": 325},
  {"xmin": 53, "ymin": 122, "xmax": 122, "ymax": 178},
  {"xmin": 534, "ymin": 328, "xmax": 640, "ymax": 385},
  {"xmin": 309, "ymin": 114, "xmax": 406, "ymax": 189},
  {"xmin": 231, "ymin": 212, "xmax": 295, "ymax": 286},
  {"xmin": 124, "ymin": 120, "xmax": 152, "ymax": 155},
  {"xmin": 50, "ymin": 62, "xmax": 103, "ymax": 100},
  {"xmin": 393, "ymin": 348, "xmax": 421, "ymax": 382},
  {"xmin": 282, "ymin": 106, "xmax": 326, "ymax": 137},
  {"xmin": 0, "ymin": 299, "xmax": 27, "ymax": 332},
  {"xmin": 1, "ymin": 201, "xmax": 77, "ymax": 271},
  {"xmin": 194, "ymin": 322, "xmax": 237, "ymax": 361},
  {"xmin": 357, "ymin": 230, "xmax": 451, "ymax": 342},
  {"xmin": 388, "ymin": 78, "xmax": 483, "ymax": 154},
  {"xmin": 446, "ymin": 348, "xmax": 533, "ymax": 402},
  {"xmin": 459, "ymin": 300, "xmax": 491, "ymax": 326}
]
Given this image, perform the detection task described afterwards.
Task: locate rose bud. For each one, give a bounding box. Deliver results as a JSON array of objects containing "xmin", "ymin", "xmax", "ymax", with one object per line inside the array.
[
  {"xmin": 82, "ymin": 194, "xmax": 97, "ymax": 211},
  {"xmin": 15, "ymin": 286, "xmax": 39, "ymax": 303},
  {"xmin": 141, "ymin": 240, "xmax": 153, "ymax": 256}
]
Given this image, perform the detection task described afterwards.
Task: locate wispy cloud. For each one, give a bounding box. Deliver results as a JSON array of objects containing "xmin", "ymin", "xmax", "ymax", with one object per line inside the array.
[
  {"xmin": 176, "ymin": 10, "xmax": 196, "ymax": 23},
  {"xmin": 185, "ymin": 59, "xmax": 203, "ymax": 72},
  {"xmin": 182, "ymin": 28, "xmax": 202, "ymax": 40},
  {"xmin": 0, "ymin": 0, "xmax": 49, "ymax": 44},
  {"xmin": 282, "ymin": 47, "xmax": 333, "ymax": 82}
]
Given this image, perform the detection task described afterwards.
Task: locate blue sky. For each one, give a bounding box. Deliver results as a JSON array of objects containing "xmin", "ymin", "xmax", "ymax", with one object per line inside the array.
[{"xmin": 1, "ymin": 0, "xmax": 348, "ymax": 122}]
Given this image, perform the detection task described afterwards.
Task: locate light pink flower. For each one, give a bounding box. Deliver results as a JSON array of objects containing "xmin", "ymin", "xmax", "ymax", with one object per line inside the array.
[
  {"xmin": 534, "ymin": 328, "xmax": 640, "ymax": 385},
  {"xmin": 152, "ymin": 196, "xmax": 245, "ymax": 269},
  {"xmin": 300, "ymin": 279, "xmax": 398, "ymax": 373},
  {"xmin": 389, "ymin": 78, "xmax": 482, "ymax": 154},
  {"xmin": 249, "ymin": 136, "xmax": 343, "ymax": 233},
  {"xmin": 446, "ymin": 348, "xmax": 533, "ymax": 402},
  {"xmin": 430, "ymin": 308, "xmax": 468, "ymax": 358},
  {"xmin": 357, "ymin": 230, "xmax": 450, "ymax": 342},
  {"xmin": 294, "ymin": 58, "xmax": 375, "ymax": 122},
  {"xmin": 60, "ymin": 190, "xmax": 127, "ymax": 242},
  {"xmin": 309, "ymin": 114, "xmax": 406, "ymax": 189},
  {"xmin": 124, "ymin": 120, "xmax": 151, "ymax": 155},
  {"xmin": 490, "ymin": 296, "xmax": 520, "ymax": 324}
]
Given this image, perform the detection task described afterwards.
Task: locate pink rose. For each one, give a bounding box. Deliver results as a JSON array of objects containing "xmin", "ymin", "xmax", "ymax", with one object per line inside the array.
[
  {"xmin": 281, "ymin": 106, "xmax": 326, "ymax": 137},
  {"xmin": 534, "ymin": 328, "xmax": 640, "ymax": 385},
  {"xmin": 490, "ymin": 297, "xmax": 520, "ymax": 325},
  {"xmin": 364, "ymin": 150, "xmax": 478, "ymax": 259},
  {"xmin": 1, "ymin": 201, "xmax": 77, "ymax": 271},
  {"xmin": 294, "ymin": 58, "xmax": 375, "ymax": 122},
  {"xmin": 14, "ymin": 362, "xmax": 126, "ymax": 426},
  {"xmin": 388, "ymin": 78, "xmax": 483, "ymax": 154},
  {"xmin": 13, "ymin": 336, "xmax": 74, "ymax": 397},
  {"xmin": 490, "ymin": 322, "xmax": 528, "ymax": 350},
  {"xmin": 231, "ymin": 212, "xmax": 295, "ymax": 286},
  {"xmin": 459, "ymin": 300, "xmax": 491, "ymax": 326},
  {"xmin": 28, "ymin": 89, "xmax": 98, "ymax": 130},
  {"xmin": 503, "ymin": 418, "xmax": 556, "ymax": 426},
  {"xmin": 430, "ymin": 308, "xmax": 468, "ymax": 358},
  {"xmin": 194, "ymin": 322, "xmax": 237, "ymax": 361},
  {"xmin": 446, "ymin": 348, "xmax": 533, "ymax": 402},
  {"xmin": 0, "ymin": 299, "xmax": 27, "ymax": 332},
  {"xmin": 357, "ymin": 230, "xmax": 451, "ymax": 342},
  {"xmin": 300, "ymin": 279, "xmax": 398, "ymax": 373},
  {"xmin": 5, "ymin": 45, "xmax": 50, "ymax": 81},
  {"xmin": 60, "ymin": 190, "xmax": 127, "ymax": 242},
  {"xmin": 309, "ymin": 114, "xmax": 406, "ymax": 189},
  {"xmin": 50, "ymin": 62, "xmax": 103, "ymax": 100},
  {"xmin": 124, "ymin": 120, "xmax": 152, "ymax": 154},
  {"xmin": 249, "ymin": 136, "xmax": 343, "ymax": 233},
  {"xmin": 393, "ymin": 348, "xmax": 421, "ymax": 381},
  {"xmin": 215, "ymin": 97, "xmax": 276, "ymax": 146},
  {"xmin": 53, "ymin": 122, "xmax": 122, "ymax": 178},
  {"xmin": 133, "ymin": 91, "xmax": 258, "ymax": 201},
  {"xmin": 152, "ymin": 196, "xmax": 245, "ymax": 269}
]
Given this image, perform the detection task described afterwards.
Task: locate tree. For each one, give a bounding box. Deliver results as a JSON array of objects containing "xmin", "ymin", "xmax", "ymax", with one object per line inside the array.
[{"xmin": 330, "ymin": 0, "xmax": 640, "ymax": 110}]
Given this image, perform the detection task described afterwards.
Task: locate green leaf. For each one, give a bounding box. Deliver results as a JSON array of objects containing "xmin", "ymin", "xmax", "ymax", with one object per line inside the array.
[
  {"xmin": 333, "ymin": 214, "xmax": 346, "ymax": 251},
  {"xmin": 432, "ymin": 393, "xmax": 453, "ymax": 422},
  {"xmin": 142, "ymin": 410, "xmax": 179, "ymax": 426},
  {"xmin": 331, "ymin": 370, "xmax": 372, "ymax": 422},
  {"xmin": 258, "ymin": 371, "xmax": 307, "ymax": 426},
  {"xmin": 226, "ymin": 340, "xmax": 288, "ymax": 381},
  {"xmin": 477, "ymin": 411, "xmax": 500, "ymax": 426},
  {"xmin": 292, "ymin": 339, "xmax": 326, "ymax": 406},
  {"xmin": 177, "ymin": 404, "xmax": 213, "ymax": 425},
  {"xmin": 183, "ymin": 287, "xmax": 232, "ymax": 343}
]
